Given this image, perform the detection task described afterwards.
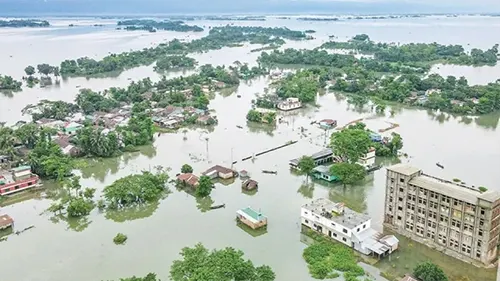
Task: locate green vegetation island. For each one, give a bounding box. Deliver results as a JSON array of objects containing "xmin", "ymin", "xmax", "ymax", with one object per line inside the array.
[
  {"xmin": 258, "ymin": 34, "xmax": 500, "ymax": 115},
  {"xmin": 29, "ymin": 25, "xmax": 306, "ymax": 77},
  {"xmin": 0, "ymin": 19, "xmax": 50, "ymax": 28},
  {"xmin": 0, "ymin": 75, "xmax": 22, "ymax": 91},
  {"xmin": 117, "ymin": 19, "xmax": 203, "ymax": 32}
]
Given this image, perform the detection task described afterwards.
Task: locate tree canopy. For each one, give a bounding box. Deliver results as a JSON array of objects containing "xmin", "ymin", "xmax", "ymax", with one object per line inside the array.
[
  {"xmin": 170, "ymin": 243, "xmax": 276, "ymax": 281},
  {"xmin": 413, "ymin": 262, "xmax": 448, "ymax": 281},
  {"xmin": 298, "ymin": 156, "xmax": 315, "ymax": 182},
  {"xmin": 330, "ymin": 126, "xmax": 371, "ymax": 164},
  {"xmin": 181, "ymin": 164, "xmax": 193, "ymax": 174},
  {"xmin": 103, "ymin": 168, "xmax": 169, "ymax": 209},
  {"xmin": 195, "ymin": 175, "xmax": 213, "ymax": 197},
  {"xmin": 330, "ymin": 163, "xmax": 366, "ymax": 188}
]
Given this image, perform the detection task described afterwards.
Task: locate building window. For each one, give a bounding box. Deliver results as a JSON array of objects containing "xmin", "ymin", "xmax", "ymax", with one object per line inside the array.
[
  {"xmin": 399, "ymin": 187, "xmax": 404, "ymax": 192},
  {"xmin": 363, "ymin": 224, "xmax": 366, "ymax": 229},
  {"xmin": 331, "ymin": 223, "xmax": 336, "ymax": 227},
  {"xmin": 342, "ymin": 228, "xmax": 348, "ymax": 234},
  {"xmin": 333, "ymin": 232, "xmax": 337, "ymax": 237},
  {"xmin": 391, "ymin": 178, "xmax": 395, "ymax": 183},
  {"xmin": 481, "ymin": 209, "xmax": 485, "ymax": 215},
  {"xmin": 357, "ymin": 228, "xmax": 360, "ymax": 232},
  {"xmin": 14, "ymin": 185, "xmax": 19, "ymax": 190},
  {"xmin": 400, "ymin": 178, "xmax": 405, "ymax": 183},
  {"xmin": 397, "ymin": 216, "xmax": 402, "ymax": 221},
  {"xmin": 342, "ymin": 237, "xmax": 347, "ymax": 242},
  {"xmin": 398, "ymin": 206, "xmax": 403, "ymax": 211},
  {"xmin": 304, "ymin": 211, "xmax": 308, "ymax": 215},
  {"xmin": 305, "ymin": 220, "xmax": 309, "ymax": 224}
]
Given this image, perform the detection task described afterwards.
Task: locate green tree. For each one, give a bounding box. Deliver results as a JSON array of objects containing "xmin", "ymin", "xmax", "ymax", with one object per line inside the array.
[
  {"xmin": 196, "ymin": 175, "xmax": 213, "ymax": 197},
  {"xmin": 15, "ymin": 123, "xmax": 40, "ymax": 149},
  {"xmin": 37, "ymin": 63, "xmax": 54, "ymax": 76},
  {"xmin": 116, "ymin": 273, "xmax": 158, "ymax": 281},
  {"xmin": 246, "ymin": 109, "xmax": 262, "ymax": 122},
  {"xmin": 330, "ymin": 163, "xmax": 366, "ymax": 189},
  {"xmin": 28, "ymin": 135, "xmax": 73, "ymax": 180},
  {"xmin": 181, "ymin": 164, "xmax": 193, "ymax": 173},
  {"xmin": 413, "ymin": 262, "xmax": 448, "ymax": 281},
  {"xmin": 330, "ymin": 126, "xmax": 371, "ymax": 164},
  {"xmin": 103, "ymin": 170, "xmax": 169, "ymax": 208},
  {"xmin": 170, "ymin": 243, "xmax": 276, "ymax": 281},
  {"xmin": 24, "ymin": 65, "xmax": 36, "ymax": 76},
  {"xmin": 298, "ymin": 156, "xmax": 315, "ymax": 183}
]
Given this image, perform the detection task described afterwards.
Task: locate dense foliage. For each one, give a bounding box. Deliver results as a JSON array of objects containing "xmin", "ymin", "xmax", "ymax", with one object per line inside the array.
[
  {"xmin": 154, "ymin": 55, "xmax": 197, "ymax": 71},
  {"xmin": 322, "ymin": 34, "xmax": 499, "ymax": 66},
  {"xmin": 330, "ymin": 125, "xmax": 371, "ymax": 164},
  {"xmin": 246, "ymin": 110, "xmax": 276, "ymax": 124},
  {"xmin": 298, "ymin": 156, "xmax": 315, "ymax": 183},
  {"xmin": 275, "ymin": 69, "xmax": 321, "ymax": 102},
  {"xmin": 303, "ymin": 239, "xmax": 364, "ymax": 279},
  {"xmin": 330, "ymin": 163, "xmax": 366, "ymax": 188},
  {"xmin": 195, "ymin": 175, "xmax": 213, "ymax": 197},
  {"xmin": 374, "ymin": 132, "xmax": 403, "ymax": 157},
  {"xmin": 113, "ymin": 233, "xmax": 128, "ymax": 245},
  {"xmin": 413, "ymin": 262, "xmax": 448, "ymax": 281},
  {"xmin": 0, "ymin": 19, "xmax": 50, "ymax": 27},
  {"xmin": 57, "ymin": 25, "xmax": 306, "ymax": 77},
  {"xmin": 0, "ymin": 75, "xmax": 22, "ymax": 91},
  {"xmin": 103, "ymin": 169, "xmax": 169, "ymax": 208},
  {"xmin": 118, "ymin": 19, "xmax": 204, "ymax": 32},
  {"xmin": 77, "ymin": 126, "xmax": 121, "ymax": 157},
  {"xmin": 170, "ymin": 243, "xmax": 276, "ymax": 281},
  {"xmin": 181, "ymin": 164, "xmax": 193, "ymax": 174},
  {"xmin": 28, "ymin": 131, "xmax": 73, "ymax": 180}
]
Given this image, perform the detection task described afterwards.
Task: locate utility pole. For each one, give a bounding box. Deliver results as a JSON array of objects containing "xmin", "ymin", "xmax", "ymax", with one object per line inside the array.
[
  {"xmin": 230, "ymin": 147, "xmax": 234, "ymax": 169},
  {"xmin": 205, "ymin": 137, "xmax": 210, "ymax": 163}
]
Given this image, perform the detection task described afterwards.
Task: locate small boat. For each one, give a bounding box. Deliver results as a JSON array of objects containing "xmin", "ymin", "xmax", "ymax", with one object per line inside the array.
[
  {"xmin": 210, "ymin": 204, "xmax": 225, "ymax": 210},
  {"xmin": 436, "ymin": 163, "xmax": 444, "ymax": 169},
  {"xmin": 236, "ymin": 125, "xmax": 243, "ymax": 129},
  {"xmin": 237, "ymin": 95, "xmax": 241, "ymax": 98},
  {"xmin": 262, "ymin": 170, "xmax": 277, "ymax": 174}
]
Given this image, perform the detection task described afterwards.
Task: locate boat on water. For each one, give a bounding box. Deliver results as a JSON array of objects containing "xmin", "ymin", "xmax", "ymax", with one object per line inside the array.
[
  {"xmin": 210, "ymin": 204, "xmax": 225, "ymax": 210},
  {"xmin": 262, "ymin": 170, "xmax": 277, "ymax": 174},
  {"xmin": 436, "ymin": 163, "xmax": 444, "ymax": 169}
]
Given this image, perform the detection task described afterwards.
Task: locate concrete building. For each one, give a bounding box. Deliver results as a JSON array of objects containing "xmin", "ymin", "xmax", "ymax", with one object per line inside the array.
[
  {"xmin": 277, "ymin": 97, "xmax": 302, "ymax": 111},
  {"xmin": 384, "ymin": 164, "xmax": 500, "ymax": 265},
  {"xmin": 301, "ymin": 198, "xmax": 398, "ymax": 258}
]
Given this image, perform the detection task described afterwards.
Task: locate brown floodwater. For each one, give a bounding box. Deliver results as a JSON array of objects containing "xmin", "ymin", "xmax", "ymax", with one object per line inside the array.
[{"xmin": 0, "ymin": 16, "xmax": 499, "ymax": 281}]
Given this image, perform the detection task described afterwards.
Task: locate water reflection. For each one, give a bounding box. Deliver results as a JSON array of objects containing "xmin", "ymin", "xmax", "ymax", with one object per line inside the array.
[
  {"xmin": 297, "ymin": 182, "xmax": 315, "ymax": 199},
  {"xmin": 49, "ymin": 214, "xmax": 92, "ymax": 232},
  {"xmin": 104, "ymin": 200, "xmax": 161, "ymax": 222},
  {"xmin": 195, "ymin": 196, "xmax": 214, "ymax": 213},
  {"xmin": 246, "ymin": 122, "xmax": 276, "ymax": 136},
  {"xmin": 235, "ymin": 220, "xmax": 268, "ymax": 237}
]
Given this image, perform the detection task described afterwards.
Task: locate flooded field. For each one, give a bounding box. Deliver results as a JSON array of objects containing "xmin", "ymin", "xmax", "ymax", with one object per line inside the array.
[{"xmin": 0, "ymin": 16, "xmax": 499, "ymax": 281}]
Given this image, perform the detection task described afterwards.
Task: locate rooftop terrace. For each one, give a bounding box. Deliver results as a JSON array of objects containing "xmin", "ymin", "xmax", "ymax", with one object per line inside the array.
[{"xmin": 302, "ymin": 198, "xmax": 371, "ymax": 230}]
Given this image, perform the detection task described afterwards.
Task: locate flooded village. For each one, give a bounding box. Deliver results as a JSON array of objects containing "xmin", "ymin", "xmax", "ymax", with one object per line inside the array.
[{"xmin": 0, "ymin": 15, "xmax": 500, "ymax": 281}]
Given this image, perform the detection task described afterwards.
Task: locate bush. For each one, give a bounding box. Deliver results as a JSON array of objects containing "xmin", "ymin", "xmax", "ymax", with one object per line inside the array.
[
  {"xmin": 479, "ymin": 186, "xmax": 488, "ymax": 193},
  {"xmin": 113, "ymin": 233, "xmax": 128, "ymax": 245}
]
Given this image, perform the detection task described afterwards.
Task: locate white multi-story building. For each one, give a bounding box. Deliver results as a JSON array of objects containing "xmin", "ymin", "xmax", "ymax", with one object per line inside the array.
[
  {"xmin": 301, "ymin": 198, "xmax": 398, "ymax": 258},
  {"xmin": 277, "ymin": 98, "xmax": 302, "ymax": 111},
  {"xmin": 357, "ymin": 148, "xmax": 376, "ymax": 170}
]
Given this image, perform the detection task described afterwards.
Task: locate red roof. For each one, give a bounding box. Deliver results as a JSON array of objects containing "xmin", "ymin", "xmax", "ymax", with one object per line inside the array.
[
  {"xmin": 0, "ymin": 214, "xmax": 14, "ymax": 228},
  {"xmin": 320, "ymin": 119, "xmax": 336, "ymax": 125},
  {"xmin": 203, "ymin": 165, "xmax": 233, "ymax": 175},
  {"xmin": 177, "ymin": 173, "xmax": 199, "ymax": 186}
]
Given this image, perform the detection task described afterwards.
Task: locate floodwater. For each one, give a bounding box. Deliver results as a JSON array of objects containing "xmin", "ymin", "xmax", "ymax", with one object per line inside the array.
[{"xmin": 0, "ymin": 16, "xmax": 499, "ymax": 281}]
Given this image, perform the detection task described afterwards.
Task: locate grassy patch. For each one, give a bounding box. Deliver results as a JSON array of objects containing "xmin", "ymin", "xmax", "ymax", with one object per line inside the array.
[
  {"xmin": 303, "ymin": 236, "xmax": 364, "ymax": 280},
  {"xmin": 113, "ymin": 233, "xmax": 128, "ymax": 245}
]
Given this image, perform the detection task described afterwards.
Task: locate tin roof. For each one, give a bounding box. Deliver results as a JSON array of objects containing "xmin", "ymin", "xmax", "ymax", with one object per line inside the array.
[{"xmin": 0, "ymin": 214, "xmax": 14, "ymax": 228}]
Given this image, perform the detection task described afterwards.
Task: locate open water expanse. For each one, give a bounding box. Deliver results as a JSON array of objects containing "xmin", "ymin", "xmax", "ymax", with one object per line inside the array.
[{"xmin": 0, "ymin": 15, "xmax": 499, "ymax": 281}]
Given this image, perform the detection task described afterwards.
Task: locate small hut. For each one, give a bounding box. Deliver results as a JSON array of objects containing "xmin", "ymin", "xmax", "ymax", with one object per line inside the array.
[
  {"xmin": 239, "ymin": 170, "xmax": 250, "ymax": 178},
  {"xmin": 236, "ymin": 207, "xmax": 267, "ymax": 230},
  {"xmin": 0, "ymin": 215, "xmax": 14, "ymax": 230},
  {"xmin": 241, "ymin": 179, "xmax": 258, "ymax": 191}
]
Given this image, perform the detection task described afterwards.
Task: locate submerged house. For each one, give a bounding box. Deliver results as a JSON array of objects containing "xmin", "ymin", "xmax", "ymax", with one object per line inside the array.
[
  {"xmin": 237, "ymin": 207, "xmax": 267, "ymax": 229},
  {"xmin": 241, "ymin": 179, "xmax": 258, "ymax": 191},
  {"xmin": 202, "ymin": 165, "xmax": 235, "ymax": 180},
  {"xmin": 0, "ymin": 214, "xmax": 14, "ymax": 230},
  {"xmin": 319, "ymin": 119, "xmax": 337, "ymax": 129},
  {"xmin": 301, "ymin": 198, "xmax": 398, "ymax": 258},
  {"xmin": 289, "ymin": 148, "xmax": 336, "ymax": 169},
  {"xmin": 312, "ymin": 165, "xmax": 338, "ymax": 182},
  {"xmin": 277, "ymin": 98, "xmax": 302, "ymax": 111},
  {"xmin": 176, "ymin": 173, "xmax": 199, "ymax": 187}
]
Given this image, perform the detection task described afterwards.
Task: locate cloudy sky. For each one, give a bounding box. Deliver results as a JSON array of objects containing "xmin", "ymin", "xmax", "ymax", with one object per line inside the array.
[{"xmin": 1, "ymin": 0, "xmax": 499, "ymax": 14}]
